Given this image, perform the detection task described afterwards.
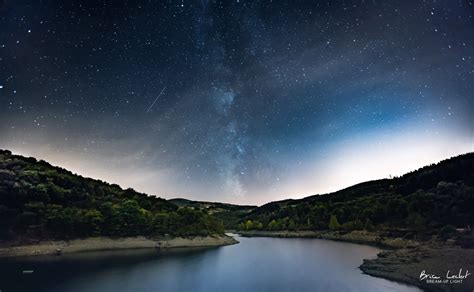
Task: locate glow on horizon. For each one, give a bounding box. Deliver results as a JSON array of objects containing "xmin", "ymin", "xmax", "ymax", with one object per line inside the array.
[
  {"xmin": 2, "ymin": 127, "xmax": 472, "ymax": 206},
  {"xmin": 1, "ymin": 0, "xmax": 473, "ymax": 208},
  {"xmin": 253, "ymin": 129, "xmax": 473, "ymax": 205}
]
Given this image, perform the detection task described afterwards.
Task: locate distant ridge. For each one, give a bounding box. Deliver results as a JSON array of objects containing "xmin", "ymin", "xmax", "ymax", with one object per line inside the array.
[
  {"xmin": 238, "ymin": 152, "xmax": 474, "ymax": 231},
  {"xmin": 1, "ymin": 149, "xmax": 472, "ymax": 234}
]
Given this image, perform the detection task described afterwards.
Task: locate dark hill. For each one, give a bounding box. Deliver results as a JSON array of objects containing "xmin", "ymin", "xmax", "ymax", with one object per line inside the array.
[
  {"xmin": 0, "ymin": 150, "xmax": 223, "ymax": 240},
  {"xmin": 169, "ymin": 198, "xmax": 255, "ymax": 229},
  {"xmin": 169, "ymin": 198, "xmax": 255, "ymax": 213},
  {"xmin": 1, "ymin": 149, "xmax": 472, "ymax": 237},
  {"xmin": 240, "ymin": 153, "xmax": 474, "ymax": 231}
]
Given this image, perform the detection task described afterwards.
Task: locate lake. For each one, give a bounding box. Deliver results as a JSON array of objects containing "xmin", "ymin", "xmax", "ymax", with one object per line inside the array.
[{"xmin": 0, "ymin": 235, "xmax": 420, "ymax": 291}]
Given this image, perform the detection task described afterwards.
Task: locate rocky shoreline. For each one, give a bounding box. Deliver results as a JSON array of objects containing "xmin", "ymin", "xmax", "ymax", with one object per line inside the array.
[
  {"xmin": 360, "ymin": 242, "xmax": 474, "ymax": 292},
  {"xmin": 0, "ymin": 234, "xmax": 238, "ymax": 258},
  {"xmin": 237, "ymin": 230, "xmax": 474, "ymax": 291}
]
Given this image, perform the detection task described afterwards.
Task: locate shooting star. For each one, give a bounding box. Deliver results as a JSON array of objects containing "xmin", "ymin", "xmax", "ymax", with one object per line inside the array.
[{"xmin": 146, "ymin": 86, "xmax": 166, "ymax": 113}]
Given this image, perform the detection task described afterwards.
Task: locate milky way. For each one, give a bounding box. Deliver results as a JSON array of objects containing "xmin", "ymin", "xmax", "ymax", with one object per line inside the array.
[{"xmin": 0, "ymin": 1, "xmax": 472, "ymax": 204}]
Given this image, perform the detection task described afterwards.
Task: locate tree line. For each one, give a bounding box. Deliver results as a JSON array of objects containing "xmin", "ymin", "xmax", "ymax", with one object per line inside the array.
[
  {"xmin": 236, "ymin": 153, "xmax": 474, "ymax": 233},
  {"xmin": 0, "ymin": 150, "xmax": 223, "ymax": 240}
]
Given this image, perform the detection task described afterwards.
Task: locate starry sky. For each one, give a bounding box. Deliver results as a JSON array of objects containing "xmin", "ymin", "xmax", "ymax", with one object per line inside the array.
[{"xmin": 0, "ymin": 0, "xmax": 473, "ymax": 205}]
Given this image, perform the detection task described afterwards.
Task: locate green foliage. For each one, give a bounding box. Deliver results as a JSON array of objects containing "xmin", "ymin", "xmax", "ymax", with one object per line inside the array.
[
  {"xmin": 237, "ymin": 153, "xmax": 474, "ymax": 233},
  {"xmin": 2, "ymin": 149, "xmax": 473, "ymax": 238},
  {"xmin": 243, "ymin": 220, "xmax": 253, "ymax": 230},
  {"xmin": 268, "ymin": 219, "xmax": 278, "ymax": 230},
  {"xmin": 328, "ymin": 215, "xmax": 341, "ymax": 230},
  {"xmin": 341, "ymin": 219, "xmax": 363, "ymax": 230},
  {"xmin": 169, "ymin": 198, "xmax": 255, "ymax": 230},
  {"xmin": 238, "ymin": 219, "xmax": 263, "ymax": 230},
  {"xmin": 0, "ymin": 150, "xmax": 224, "ymax": 240},
  {"xmin": 82, "ymin": 209, "xmax": 104, "ymax": 235}
]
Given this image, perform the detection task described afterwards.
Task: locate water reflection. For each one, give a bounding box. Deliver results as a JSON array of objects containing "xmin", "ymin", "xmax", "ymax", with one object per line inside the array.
[{"xmin": 0, "ymin": 236, "xmax": 420, "ymax": 292}]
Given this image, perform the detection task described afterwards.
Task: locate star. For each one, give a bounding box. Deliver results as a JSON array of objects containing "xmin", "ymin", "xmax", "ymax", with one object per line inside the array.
[{"xmin": 0, "ymin": 0, "xmax": 471, "ymax": 204}]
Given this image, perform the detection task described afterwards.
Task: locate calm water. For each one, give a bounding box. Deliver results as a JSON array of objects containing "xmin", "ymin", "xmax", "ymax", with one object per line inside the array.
[{"xmin": 0, "ymin": 236, "xmax": 420, "ymax": 292}]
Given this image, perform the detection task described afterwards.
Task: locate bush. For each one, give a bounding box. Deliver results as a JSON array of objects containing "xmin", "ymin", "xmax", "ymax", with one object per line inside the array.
[
  {"xmin": 341, "ymin": 219, "xmax": 363, "ymax": 230},
  {"xmin": 328, "ymin": 215, "xmax": 341, "ymax": 230},
  {"xmin": 439, "ymin": 225, "xmax": 457, "ymax": 240}
]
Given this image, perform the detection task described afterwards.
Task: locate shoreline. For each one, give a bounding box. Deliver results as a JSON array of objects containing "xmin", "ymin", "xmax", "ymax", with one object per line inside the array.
[
  {"xmin": 236, "ymin": 230, "xmax": 418, "ymax": 248},
  {"xmin": 236, "ymin": 230, "xmax": 474, "ymax": 291},
  {"xmin": 1, "ymin": 231, "xmax": 472, "ymax": 291},
  {"xmin": 0, "ymin": 234, "xmax": 238, "ymax": 258}
]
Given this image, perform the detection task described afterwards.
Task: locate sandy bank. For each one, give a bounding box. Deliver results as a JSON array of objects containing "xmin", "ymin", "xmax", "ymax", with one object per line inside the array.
[{"xmin": 0, "ymin": 235, "xmax": 238, "ymax": 258}]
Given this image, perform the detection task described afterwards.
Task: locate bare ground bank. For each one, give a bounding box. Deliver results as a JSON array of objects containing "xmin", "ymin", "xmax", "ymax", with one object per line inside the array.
[{"xmin": 0, "ymin": 235, "xmax": 238, "ymax": 258}]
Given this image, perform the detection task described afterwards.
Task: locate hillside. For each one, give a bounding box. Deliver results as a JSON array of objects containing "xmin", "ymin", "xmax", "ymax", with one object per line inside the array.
[
  {"xmin": 0, "ymin": 150, "xmax": 224, "ymax": 241},
  {"xmin": 238, "ymin": 153, "xmax": 474, "ymax": 232},
  {"xmin": 1, "ymin": 149, "xmax": 472, "ymax": 241},
  {"xmin": 170, "ymin": 198, "xmax": 255, "ymax": 229}
]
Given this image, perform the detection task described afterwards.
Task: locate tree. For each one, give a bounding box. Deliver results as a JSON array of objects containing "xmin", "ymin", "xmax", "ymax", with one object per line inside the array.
[
  {"xmin": 0, "ymin": 150, "xmax": 226, "ymax": 240},
  {"xmin": 82, "ymin": 209, "xmax": 104, "ymax": 235},
  {"xmin": 439, "ymin": 225, "xmax": 457, "ymax": 240},
  {"xmin": 364, "ymin": 218, "xmax": 374, "ymax": 231},
  {"xmin": 407, "ymin": 212, "xmax": 426, "ymax": 231},
  {"xmin": 341, "ymin": 219, "xmax": 363, "ymax": 230},
  {"xmin": 244, "ymin": 220, "xmax": 253, "ymax": 230},
  {"xmin": 329, "ymin": 215, "xmax": 341, "ymax": 230},
  {"xmin": 288, "ymin": 219, "xmax": 296, "ymax": 231},
  {"xmin": 268, "ymin": 219, "xmax": 278, "ymax": 230}
]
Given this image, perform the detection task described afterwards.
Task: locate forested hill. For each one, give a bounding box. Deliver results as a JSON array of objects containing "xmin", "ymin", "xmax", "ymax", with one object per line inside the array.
[
  {"xmin": 238, "ymin": 153, "xmax": 474, "ymax": 232},
  {"xmin": 2, "ymin": 149, "xmax": 473, "ymax": 239},
  {"xmin": 169, "ymin": 198, "xmax": 256, "ymax": 229},
  {"xmin": 169, "ymin": 198, "xmax": 255, "ymax": 212},
  {"xmin": 0, "ymin": 149, "xmax": 224, "ymax": 240}
]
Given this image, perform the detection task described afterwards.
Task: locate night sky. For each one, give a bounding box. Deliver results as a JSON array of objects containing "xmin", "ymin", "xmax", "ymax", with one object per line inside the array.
[{"xmin": 0, "ymin": 1, "xmax": 473, "ymax": 205}]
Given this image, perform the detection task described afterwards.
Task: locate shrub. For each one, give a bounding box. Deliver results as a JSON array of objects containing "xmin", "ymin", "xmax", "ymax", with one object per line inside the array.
[{"xmin": 439, "ymin": 225, "xmax": 457, "ymax": 240}]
